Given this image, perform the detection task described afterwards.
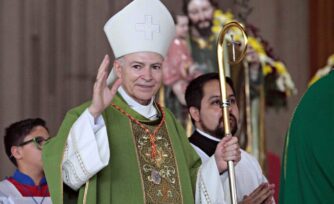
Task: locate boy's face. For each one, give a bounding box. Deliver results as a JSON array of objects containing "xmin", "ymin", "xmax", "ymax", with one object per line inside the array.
[{"xmin": 14, "ymin": 126, "xmax": 49, "ymax": 172}]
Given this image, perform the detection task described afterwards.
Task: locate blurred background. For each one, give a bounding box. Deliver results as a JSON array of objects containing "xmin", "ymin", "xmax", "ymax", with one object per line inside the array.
[{"xmin": 0, "ymin": 0, "xmax": 333, "ymax": 197}]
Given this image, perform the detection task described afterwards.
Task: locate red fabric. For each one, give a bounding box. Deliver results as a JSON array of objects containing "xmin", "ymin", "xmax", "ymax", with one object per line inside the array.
[
  {"xmin": 162, "ymin": 38, "xmax": 193, "ymax": 85},
  {"xmin": 267, "ymin": 151, "xmax": 280, "ymax": 203},
  {"xmin": 7, "ymin": 178, "xmax": 50, "ymax": 197}
]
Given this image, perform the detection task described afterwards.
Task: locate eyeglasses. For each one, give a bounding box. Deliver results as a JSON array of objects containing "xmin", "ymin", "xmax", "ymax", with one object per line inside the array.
[{"xmin": 18, "ymin": 136, "xmax": 47, "ymax": 150}]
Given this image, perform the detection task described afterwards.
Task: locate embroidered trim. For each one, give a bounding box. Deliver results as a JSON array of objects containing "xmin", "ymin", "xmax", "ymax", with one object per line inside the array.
[
  {"xmin": 112, "ymin": 103, "xmax": 165, "ymax": 160},
  {"xmin": 199, "ymin": 167, "xmax": 211, "ymax": 204},
  {"xmin": 71, "ymin": 130, "xmax": 90, "ymax": 178},
  {"xmin": 62, "ymin": 160, "xmax": 85, "ymax": 187},
  {"xmin": 128, "ymin": 116, "xmax": 183, "ymax": 203}
]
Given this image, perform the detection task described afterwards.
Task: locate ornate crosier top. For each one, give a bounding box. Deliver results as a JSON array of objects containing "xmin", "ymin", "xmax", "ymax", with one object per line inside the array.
[
  {"xmin": 111, "ymin": 102, "xmax": 165, "ymax": 160},
  {"xmin": 212, "ymin": 9, "xmax": 297, "ymax": 107}
]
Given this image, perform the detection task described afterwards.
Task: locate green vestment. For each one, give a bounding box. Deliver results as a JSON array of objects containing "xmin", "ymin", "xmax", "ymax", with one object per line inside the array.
[
  {"xmin": 279, "ymin": 71, "xmax": 334, "ymax": 203},
  {"xmin": 42, "ymin": 94, "xmax": 201, "ymax": 204}
]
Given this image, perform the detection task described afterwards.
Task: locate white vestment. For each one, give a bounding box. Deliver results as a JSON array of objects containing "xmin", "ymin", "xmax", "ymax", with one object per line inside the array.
[
  {"xmin": 0, "ymin": 180, "xmax": 52, "ymax": 204},
  {"xmin": 62, "ymin": 88, "xmax": 227, "ymax": 203},
  {"xmin": 192, "ymin": 129, "xmax": 273, "ymax": 203}
]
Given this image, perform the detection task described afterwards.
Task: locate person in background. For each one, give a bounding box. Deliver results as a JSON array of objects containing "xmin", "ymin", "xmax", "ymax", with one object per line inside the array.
[
  {"xmin": 162, "ymin": 12, "xmax": 201, "ymax": 126},
  {"xmin": 42, "ymin": 0, "xmax": 241, "ymax": 203},
  {"xmin": 279, "ymin": 68, "xmax": 334, "ymax": 203},
  {"xmin": 185, "ymin": 73, "xmax": 275, "ymax": 203},
  {"xmin": 0, "ymin": 118, "xmax": 51, "ymax": 204}
]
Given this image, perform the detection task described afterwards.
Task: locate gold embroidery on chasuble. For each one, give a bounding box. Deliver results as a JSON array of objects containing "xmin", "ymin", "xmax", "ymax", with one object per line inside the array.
[{"xmin": 131, "ymin": 121, "xmax": 183, "ymax": 204}]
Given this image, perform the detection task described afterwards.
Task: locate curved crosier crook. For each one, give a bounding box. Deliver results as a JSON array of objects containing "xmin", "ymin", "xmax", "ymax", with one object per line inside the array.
[{"xmin": 216, "ymin": 21, "xmax": 248, "ymax": 204}]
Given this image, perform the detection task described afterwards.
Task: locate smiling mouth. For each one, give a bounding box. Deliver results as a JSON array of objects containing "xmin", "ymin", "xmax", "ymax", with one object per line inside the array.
[{"xmin": 137, "ymin": 84, "xmax": 155, "ymax": 90}]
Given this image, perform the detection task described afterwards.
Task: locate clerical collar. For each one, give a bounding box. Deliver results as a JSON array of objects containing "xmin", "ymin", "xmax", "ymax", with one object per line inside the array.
[
  {"xmin": 196, "ymin": 129, "xmax": 221, "ymax": 142},
  {"xmin": 118, "ymin": 86, "xmax": 158, "ymax": 120}
]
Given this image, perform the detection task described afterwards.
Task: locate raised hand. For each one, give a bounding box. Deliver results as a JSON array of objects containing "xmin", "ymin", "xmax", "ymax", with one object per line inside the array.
[
  {"xmin": 214, "ymin": 135, "xmax": 241, "ymax": 173},
  {"xmin": 88, "ymin": 55, "xmax": 122, "ymax": 119},
  {"xmin": 240, "ymin": 183, "xmax": 275, "ymax": 204}
]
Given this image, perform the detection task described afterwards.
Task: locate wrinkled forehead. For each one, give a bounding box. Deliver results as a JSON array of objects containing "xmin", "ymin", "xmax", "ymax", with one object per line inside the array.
[{"xmin": 121, "ymin": 52, "xmax": 164, "ymax": 63}]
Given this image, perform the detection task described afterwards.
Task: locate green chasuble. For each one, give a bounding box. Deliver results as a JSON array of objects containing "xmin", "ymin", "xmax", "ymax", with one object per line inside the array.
[
  {"xmin": 42, "ymin": 94, "xmax": 201, "ymax": 204},
  {"xmin": 279, "ymin": 71, "xmax": 334, "ymax": 203}
]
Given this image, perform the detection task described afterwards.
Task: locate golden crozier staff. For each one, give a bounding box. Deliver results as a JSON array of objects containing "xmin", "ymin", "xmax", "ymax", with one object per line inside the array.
[{"xmin": 216, "ymin": 21, "xmax": 248, "ymax": 204}]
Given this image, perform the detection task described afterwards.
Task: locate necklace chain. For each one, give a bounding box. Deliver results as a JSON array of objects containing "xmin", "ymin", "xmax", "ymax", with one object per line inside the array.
[
  {"xmin": 20, "ymin": 184, "xmax": 47, "ymax": 204},
  {"xmin": 111, "ymin": 103, "xmax": 165, "ymax": 160}
]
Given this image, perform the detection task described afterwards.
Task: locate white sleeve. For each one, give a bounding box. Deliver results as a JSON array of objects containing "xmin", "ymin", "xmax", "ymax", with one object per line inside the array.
[
  {"xmin": 195, "ymin": 156, "xmax": 228, "ymax": 204},
  {"xmin": 62, "ymin": 109, "xmax": 110, "ymax": 190}
]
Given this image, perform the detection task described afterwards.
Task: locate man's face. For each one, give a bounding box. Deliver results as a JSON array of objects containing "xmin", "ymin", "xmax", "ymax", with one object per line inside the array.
[
  {"xmin": 187, "ymin": 0, "xmax": 214, "ymax": 35},
  {"xmin": 16, "ymin": 126, "xmax": 49, "ymax": 171},
  {"xmin": 115, "ymin": 52, "xmax": 163, "ymax": 105},
  {"xmin": 176, "ymin": 15, "xmax": 189, "ymax": 39},
  {"xmin": 195, "ymin": 80, "xmax": 239, "ymax": 138}
]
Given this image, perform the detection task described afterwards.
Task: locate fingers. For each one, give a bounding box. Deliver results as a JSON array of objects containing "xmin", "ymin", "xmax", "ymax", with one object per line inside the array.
[
  {"xmin": 96, "ymin": 55, "xmax": 110, "ymax": 81},
  {"xmin": 216, "ymin": 135, "xmax": 231, "ymax": 150},
  {"xmin": 263, "ymin": 196, "xmax": 275, "ymax": 204},
  {"xmin": 223, "ymin": 136, "xmax": 238, "ymax": 147},
  {"xmin": 260, "ymin": 190, "xmax": 274, "ymax": 204},
  {"xmin": 248, "ymin": 183, "xmax": 266, "ymax": 197},
  {"xmin": 94, "ymin": 68, "xmax": 108, "ymax": 93},
  {"xmin": 89, "ymin": 55, "xmax": 112, "ymax": 119},
  {"xmin": 223, "ymin": 150, "xmax": 240, "ymax": 162},
  {"xmin": 216, "ymin": 135, "xmax": 237, "ymax": 150},
  {"xmin": 220, "ymin": 135, "xmax": 232, "ymax": 143},
  {"xmin": 95, "ymin": 55, "xmax": 111, "ymax": 90},
  {"xmin": 264, "ymin": 184, "xmax": 275, "ymax": 204},
  {"xmin": 249, "ymin": 183, "xmax": 275, "ymax": 204},
  {"xmin": 218, "ymin": 135, "xmax": 238, "ymax": 147},
  {"xmin": 221, "ymin": 136, "xmax": 240, "ymax": 162},
  {"xmin": 217, "ymin": 136, "xmax": 240, "ymax": 155},
  {"xmin": 215, "ymin": 136, "xmax": 241, "ymax": 173},
  {"xmin": 109, "ymin": 78, "xmax": 122, "ymax": 96},
  {"xmin": 224, "ymin": 142, "xmax": 239, "ymax": 152}
]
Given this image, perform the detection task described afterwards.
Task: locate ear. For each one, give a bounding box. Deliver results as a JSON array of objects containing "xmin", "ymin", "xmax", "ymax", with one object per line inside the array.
[
  {"xmin": 113, "ymin": 60, "xmax": 122, "ymax": 79},
  {"xmin": 189, "ymin": 107, "xmax": 200, "ymax": 122},
  {"xmin": 11, "ymin": 146, "xmax": 23, "ymax": 161}
]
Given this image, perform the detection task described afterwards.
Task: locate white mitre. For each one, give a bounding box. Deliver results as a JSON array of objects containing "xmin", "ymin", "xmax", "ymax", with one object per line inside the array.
[{"xmin": 104, "ymin": 0, "xmax": 176, "ymax": 85}]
